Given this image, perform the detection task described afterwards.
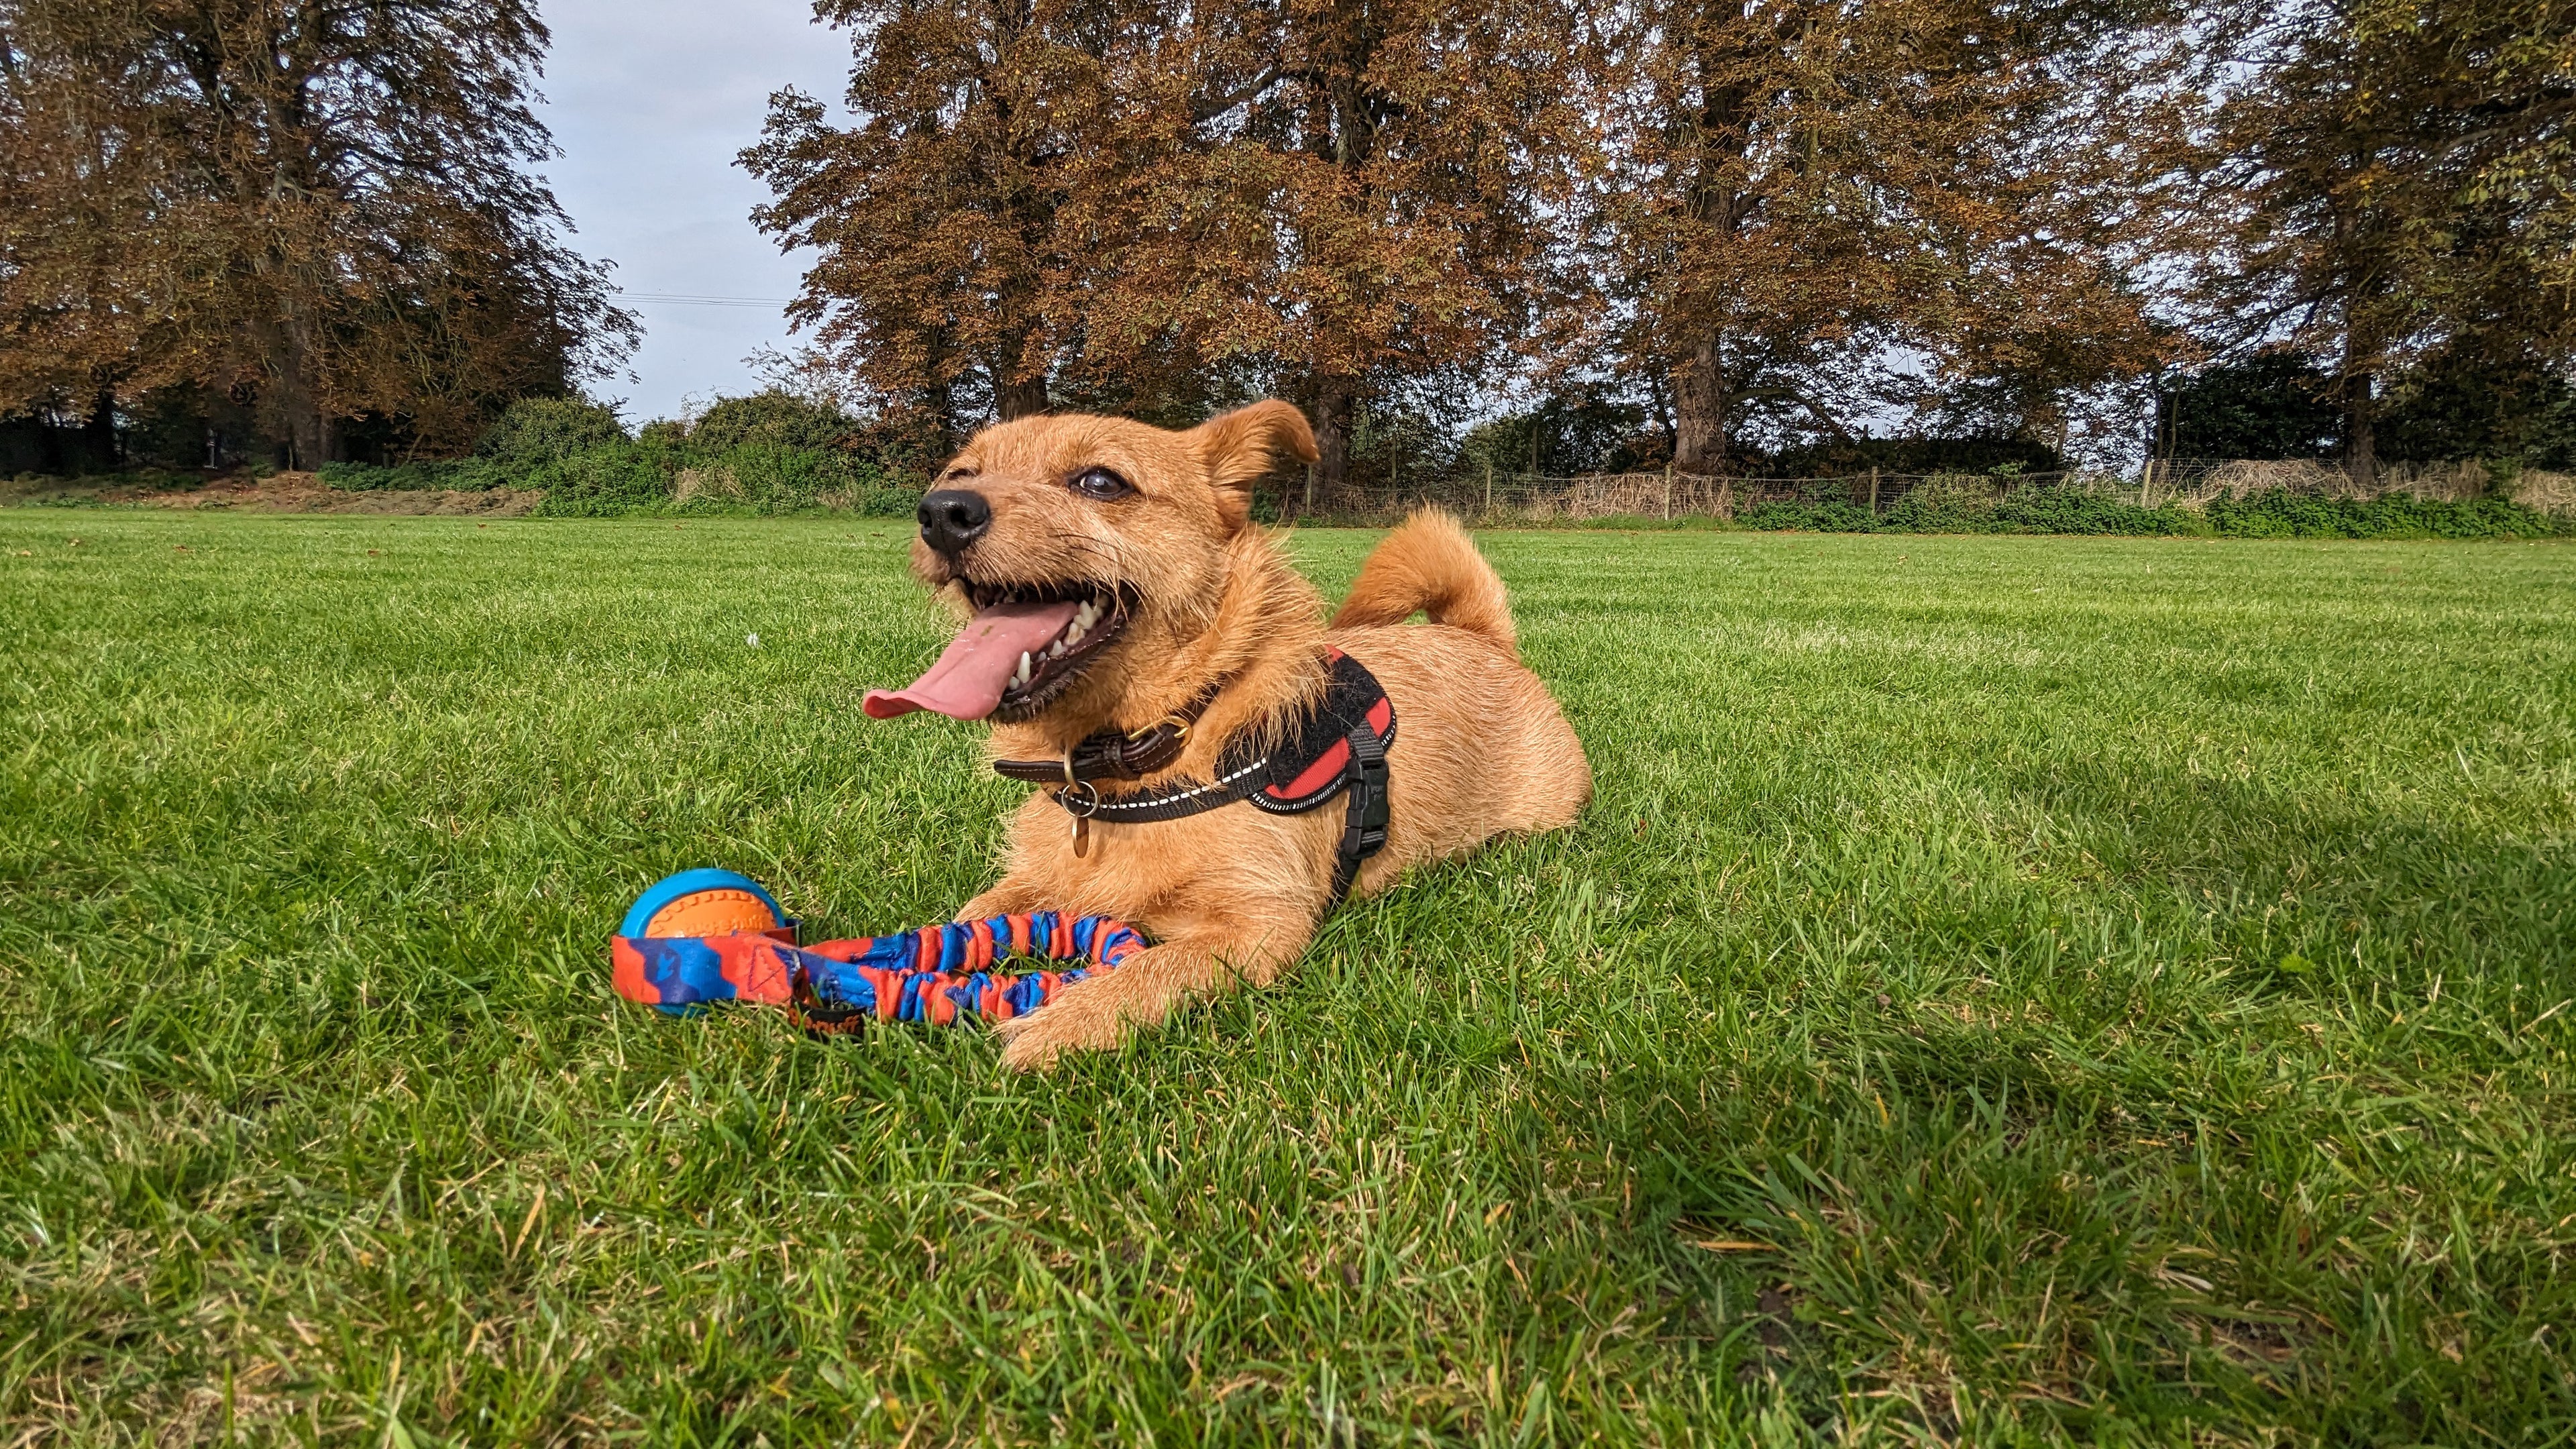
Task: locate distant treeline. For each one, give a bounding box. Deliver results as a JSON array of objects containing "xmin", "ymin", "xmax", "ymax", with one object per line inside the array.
[
  {"xmin": 316, "ymin": 394, "xmax": 923, "ymax": 518},
  {"xmin": 278, "ymin": 391, "xmax": 2570, "ymax": 543},
  {"xmin": 5, "ymin": 1, "xmax": 2572, "ymax": 494}
]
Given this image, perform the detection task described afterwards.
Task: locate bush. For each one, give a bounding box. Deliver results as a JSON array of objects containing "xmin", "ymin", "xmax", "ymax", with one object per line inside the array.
[
  {"xmin": 1718, "ymin": 480, "xmax": 2573, "ymax": 539},
  {"xmin": 1980, "ymin": 487, "xmax": 2194, "ymax": 536},
  {"xmin": 320, "ymin": 459, "xmax": 505, "ymax": 492},
  {"xmin": 318, "ymin": 390, "xmax": 929, "ymax": 516},
  {"xmin": 478, "ymin": 396, "xmax": 629, "ymax": 470},
  {"xmin": 1732, "ymin": 482, "xmax": 2184, "ymax": 535},
  {"xmin": 670, "ymin": 442, "xmax": 917, "ymax": 516},
  {"xmin": 686, "ymin": 391, "xmax": 861, "ymax": 453},
  {"xmin": 2200, "ymin": 490, "xmax": 2569, "ymax": 539},
  {"xmin": 527, "ymin": 442, "xmax": 678, "ymax": 517}
]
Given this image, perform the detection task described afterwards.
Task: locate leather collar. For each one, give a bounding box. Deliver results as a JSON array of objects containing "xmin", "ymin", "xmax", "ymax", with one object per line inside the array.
[{"xmin": 991, "ymin": 680, "xmax": 1223, "ymax": 786}]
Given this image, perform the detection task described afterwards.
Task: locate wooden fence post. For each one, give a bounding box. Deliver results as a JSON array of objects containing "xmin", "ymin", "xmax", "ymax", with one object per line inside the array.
[
  {"xmin": 1664, "ymin": 463, "xmax": 1674, "ymax": 521},
  {"xmin": 1483, "ymin": 461, "xmax": 1494, "ymax": 517},
  {"xmin": 1868, "ymin": 466, "xmax": 1880, "ymax": 514}
]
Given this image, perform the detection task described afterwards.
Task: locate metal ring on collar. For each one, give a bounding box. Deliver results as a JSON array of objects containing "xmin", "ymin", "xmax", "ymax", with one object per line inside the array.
[{"xmin": 1056, "ymin": 779, "xmax": 1102, "ymax": 818}]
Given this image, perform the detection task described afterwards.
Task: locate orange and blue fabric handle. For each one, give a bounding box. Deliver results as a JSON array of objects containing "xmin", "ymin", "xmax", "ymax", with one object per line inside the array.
[{"xmin": 611, "ymin": 911, "xmax": 1146, "ymax": 1027}]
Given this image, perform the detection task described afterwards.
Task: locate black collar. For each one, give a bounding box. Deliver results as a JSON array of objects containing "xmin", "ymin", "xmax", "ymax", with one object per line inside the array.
[
  {"xmin": 991, "ymin": 649, "xmax": 1398, "ymax": 909},
  {"xmin": 990, "ymin": 679, "xmax": 1223, "ymax": 787}
]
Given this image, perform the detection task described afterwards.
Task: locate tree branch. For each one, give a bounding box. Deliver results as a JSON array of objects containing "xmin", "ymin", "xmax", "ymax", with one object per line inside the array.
[{"xmin": 1191, "ymin": 64, "xmax": 1283, "ymax": 123}]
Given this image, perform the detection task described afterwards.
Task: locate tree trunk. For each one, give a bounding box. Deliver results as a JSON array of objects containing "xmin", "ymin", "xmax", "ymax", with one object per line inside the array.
[
  {"xmin": 2341, "ymin": 368, "xmax": 2375, "ymax": 488},
  {"xmin": 922, "ymin": 327, "xmax": 962, "ymax": 451},
  {"xmin": 2338, "ymin": 260, "xmax": 2379, "ymax": 488},
  {"xmin": 1307, "ymin": 375, "xmax": 1356, "ymax": 513},
  {"xmin": 268, "ymin": 316, "xmax": 328, "ymax": 470},
  {"xmin": 996, "ymin": 370, "xmax": 1049, "ymax": 420},
  {"xmin": 925, "ymin": 380, "xmax": 960, "ymax": 453},
  {"xmin": 280, "ymin": 372, "xmax": 325, "ymax": 470},
  {"xmin": 82, "ymin": 382, "xmax": 119, "ymax": 472},
  {"xmin": 1671, "ymin": 335, "xmax": 1729, "ymax": 476}
]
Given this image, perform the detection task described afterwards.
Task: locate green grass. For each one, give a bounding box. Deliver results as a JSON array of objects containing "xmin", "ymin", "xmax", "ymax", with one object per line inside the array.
[{"xmin": 3, "ymin": 515, "xmax": 2573, "ymax": 1446}]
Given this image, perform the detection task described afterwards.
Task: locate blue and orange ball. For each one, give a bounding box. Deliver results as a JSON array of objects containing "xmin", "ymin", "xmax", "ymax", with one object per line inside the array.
[{"xmin": 617, "ymin": 867, "xmax": 796, "ymax": 943}]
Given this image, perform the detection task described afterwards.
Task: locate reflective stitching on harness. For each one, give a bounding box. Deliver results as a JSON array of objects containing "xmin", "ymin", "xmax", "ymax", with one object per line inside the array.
[
  {"xmin": 1079, "ymin": 755, "xmax": 1271, "ymax": 814},
  {"xmin": 1010, "ymin": 653, "xmax": 1395, "ymax": 920}
]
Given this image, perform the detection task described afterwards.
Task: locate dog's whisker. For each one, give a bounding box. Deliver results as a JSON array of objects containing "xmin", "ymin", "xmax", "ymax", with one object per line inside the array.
[{"xmin": 1053, "ymin": 537, "xmax": 1136, "ymax": 602}]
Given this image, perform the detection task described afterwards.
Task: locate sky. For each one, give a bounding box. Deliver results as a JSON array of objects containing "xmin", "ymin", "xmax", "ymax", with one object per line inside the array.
[{"xmin": 533, "ymin": 1, "xmax": 853, "ymax": 425}]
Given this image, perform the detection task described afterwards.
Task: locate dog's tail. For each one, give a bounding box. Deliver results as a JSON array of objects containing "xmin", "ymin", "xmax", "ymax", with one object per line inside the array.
[{"xmin": 1329, "ymin": 509, "xmax": 1517, "ymax": 659}]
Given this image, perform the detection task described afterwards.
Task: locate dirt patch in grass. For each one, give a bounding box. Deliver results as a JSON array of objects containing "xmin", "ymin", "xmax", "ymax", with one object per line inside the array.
[{"xmin": 5, "ymin": 471, "xmax": 539, "ymax": 515}]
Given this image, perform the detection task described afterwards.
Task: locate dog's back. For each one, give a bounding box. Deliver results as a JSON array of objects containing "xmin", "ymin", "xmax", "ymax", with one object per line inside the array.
[{"xmin": 1326, "ymin": 513, "xmax": 1592, "ymax": 886}]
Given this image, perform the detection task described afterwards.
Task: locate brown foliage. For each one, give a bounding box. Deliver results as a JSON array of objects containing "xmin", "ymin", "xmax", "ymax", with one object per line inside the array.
[
  {"xmin": 743, "ymin": 0, "xmax": 1148, "ymax": 446},
  {"xmin": 752, "ymin": 0, "xmax": 2197, "ymax": 484},
  {"xmin": 0, "ymin": 1, "xmax": 634, "ymax": 464},
  {"xmin": 747, "ymin": 0, "xmax": 1587, "ymax": 498},
  {"xmin": 2194, "ymin": 0, "xmax": 2576, "ymax": 482},
  {"xmin": 1075, "ymin": 0, "xmax": 1591, "ymax": 498},
  {"xmin": 1577, "ymin": 0, "xmax": 2187, "ymax": 472}
]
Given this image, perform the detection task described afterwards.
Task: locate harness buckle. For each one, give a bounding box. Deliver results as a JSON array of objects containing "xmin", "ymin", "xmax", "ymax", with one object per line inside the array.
[
  {"xmin": 1329, "ymin": 720, "xmax": 1392, "ymax": 908},
  {"xmin": 1355, "ymin": 752, "xmax": 1391, "ymax": 849}
]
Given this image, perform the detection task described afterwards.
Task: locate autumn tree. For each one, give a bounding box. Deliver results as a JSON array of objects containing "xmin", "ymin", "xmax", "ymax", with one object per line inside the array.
[
  {"xmin": 0, "ymin": 6, "xmax": 217, "ymax": 463},
  {"xmin": 751, "ymin": 0, "xmax": 1587, "ymax": 498},
  {"xmin": 1075, "ymin": 0, "xmax": 1590, "ymax": 500},
  {"xmin": 1580, "ymin": 0, "xmax": 2184, "ymax": 474},
  {"xmin": 745, "ymin": 0, "xmax": 1158, "ymax": 447},
  {"xmin": 0, "ymin": 0, "xmax": 633, "ymax": 465},
  {"xmin": 2194, "ymin": 0, "xmax": 2576, "ymax": 483}
]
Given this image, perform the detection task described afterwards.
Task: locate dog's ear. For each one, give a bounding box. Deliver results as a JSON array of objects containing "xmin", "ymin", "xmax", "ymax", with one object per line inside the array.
[{"xmin": 1189, "ymin": 400, "xmax": 1318, "ymax": 531}]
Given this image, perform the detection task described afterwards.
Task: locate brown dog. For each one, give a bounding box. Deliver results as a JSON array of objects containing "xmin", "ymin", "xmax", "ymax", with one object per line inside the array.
[{"xmin": 864, "ymin": 400, "xmax": 1591, "ymax": 1069}]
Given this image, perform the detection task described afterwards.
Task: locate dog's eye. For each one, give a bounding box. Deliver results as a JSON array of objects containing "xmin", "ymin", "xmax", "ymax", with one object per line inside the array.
[{"xmin": 1068, "ymin": 467, "xmax": 1132, "ymax": 501}]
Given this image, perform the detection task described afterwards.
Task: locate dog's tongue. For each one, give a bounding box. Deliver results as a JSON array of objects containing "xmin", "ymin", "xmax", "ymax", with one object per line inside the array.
[{"xmin": 864, "ymin": 598, "xmax": 1081, "ymax": 720}]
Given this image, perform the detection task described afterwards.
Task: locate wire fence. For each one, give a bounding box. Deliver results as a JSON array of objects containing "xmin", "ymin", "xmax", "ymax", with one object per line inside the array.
[{"xmin": 1280, "ymin": 457, "xmax": 2576, "ymax": 525}]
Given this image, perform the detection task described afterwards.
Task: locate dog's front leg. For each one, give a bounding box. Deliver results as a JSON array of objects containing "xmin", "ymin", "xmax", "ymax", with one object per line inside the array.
[
  {"xmin": 953, "ymin": 877, "xmax": 1049, "ymax": 923},
  {"xmin": 991, "ymin": 905, "xmax": 1311, "ymax": 1071}
]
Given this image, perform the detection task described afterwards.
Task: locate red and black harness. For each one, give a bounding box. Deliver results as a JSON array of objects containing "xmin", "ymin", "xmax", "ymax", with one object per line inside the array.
[{"xmin": 993, "ymin": 649, "xmax": 1396, "ymax": 910}]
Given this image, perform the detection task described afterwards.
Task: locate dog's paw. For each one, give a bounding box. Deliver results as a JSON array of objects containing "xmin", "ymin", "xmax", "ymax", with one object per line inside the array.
[{"xmin": 992, "ymin": 998, "xmax": 1130, "ymax": 1071}]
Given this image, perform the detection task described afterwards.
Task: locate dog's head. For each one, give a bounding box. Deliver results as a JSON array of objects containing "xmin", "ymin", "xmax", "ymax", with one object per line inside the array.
[{"xmin": 863, "ymin": 401, "xmax": 1318, "ymax": 729}]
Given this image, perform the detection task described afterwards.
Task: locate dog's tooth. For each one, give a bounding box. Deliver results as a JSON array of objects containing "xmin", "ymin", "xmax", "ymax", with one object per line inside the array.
[
  {"xmin": 1016, "ymin": 652, "xmax": 1032, "ymax": 686},
  {"xmin": 1046, "ymin": 640, "xmax": 1066, "ymax": 659},
  {"xmin": 1076, "ymin": 601, "xmax": 1098, "ymax": 629},
  {"xmin": 1066, "ymin": 621, "xmax": 1086, "ymax": 645}
]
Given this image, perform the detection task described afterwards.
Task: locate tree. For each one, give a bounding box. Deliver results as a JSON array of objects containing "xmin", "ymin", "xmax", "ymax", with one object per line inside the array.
[
  {"xmin": 0, "ymin": 0, "xmax": 633, "ymax": 466},
  {"xmin": 1084, "ymin": 0, "xmax": 1589, "ymax": 502},
  {"xmin": 2377, "ymin": 344, "xmax": 2576, "ymax": 467},
  {"xmin": 751, "ymin": 0, "xmax": 1587, "ymax": 499},
  {"xmin": 2157, "ymin": 353, "xmax": 2345, "ymax": 459},
  {"xmin": 2197, "ymin": 0, "xmax": 2576, "ymax": 483},
  {"xmin": 1580, "ymin": 0, "xmax": 2181, "ymax": 474},
  {"xmin": 745, "ymin": 0, "xmax": 1148, "ymax": 446}
]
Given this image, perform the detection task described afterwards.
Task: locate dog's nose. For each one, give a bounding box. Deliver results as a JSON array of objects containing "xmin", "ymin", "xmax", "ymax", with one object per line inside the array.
[{"xmin": 917, "ymin": 489, "xmax": 991, "ymax": 557}]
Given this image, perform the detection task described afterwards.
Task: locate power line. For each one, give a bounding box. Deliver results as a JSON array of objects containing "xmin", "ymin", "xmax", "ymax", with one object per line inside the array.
[{"xmin": 612, "ymin": 290, "xmax": 798, "ymax": 309}]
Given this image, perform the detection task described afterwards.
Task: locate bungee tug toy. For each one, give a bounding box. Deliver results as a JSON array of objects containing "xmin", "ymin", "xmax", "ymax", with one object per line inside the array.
[{"xmin": 610, "ymin": 867, "xmax": 1144, "ymax": 1033}]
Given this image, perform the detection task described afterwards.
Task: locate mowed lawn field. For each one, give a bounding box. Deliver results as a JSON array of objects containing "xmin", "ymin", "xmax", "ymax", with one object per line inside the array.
[{"xmin": 3, "ymin": 513, "xmax": 2573, "ymax": 1447}]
